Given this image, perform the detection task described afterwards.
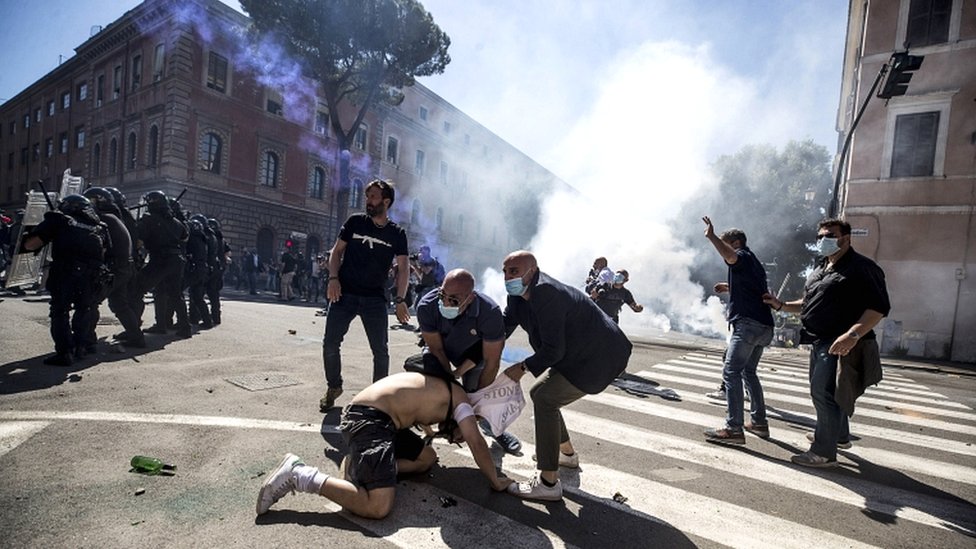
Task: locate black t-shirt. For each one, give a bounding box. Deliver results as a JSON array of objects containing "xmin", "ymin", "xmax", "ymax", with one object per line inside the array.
[
  {"xmin": 801, "ymin": 248, "xmax": 890, "ymax": 342},
  {"xmin": 280, "ymin": 251, "xmax": 297, "ymax": 274},
  {"xmin": 727, "ymin": 247, "xmax": 774, "ymax": 326},
  {"xmin": 595, "ymin": 286, "xmax": 635, "ymax": 318},
  {"xmin": 337, "ymin": 214, "xmax": 408, "ymax": 297}
]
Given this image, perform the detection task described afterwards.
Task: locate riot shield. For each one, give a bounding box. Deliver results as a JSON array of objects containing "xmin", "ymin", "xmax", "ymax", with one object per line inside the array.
[
  {"xmin": 5, "ymin": 191, "xmax": 56, "ymax": 288},
  {"xmin": 59, "ymin": 167, "xmax": 84, "ymax": 197}
]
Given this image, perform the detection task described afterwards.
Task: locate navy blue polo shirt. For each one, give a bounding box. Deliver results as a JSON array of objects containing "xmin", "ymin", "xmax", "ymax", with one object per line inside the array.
[
  {"xmin": 417, "ymin": 289, "xmax": 505, "ymax": 366},
  {"xmin": 727, "ymin": 246, "xmax": 774, "ymax": 327}
]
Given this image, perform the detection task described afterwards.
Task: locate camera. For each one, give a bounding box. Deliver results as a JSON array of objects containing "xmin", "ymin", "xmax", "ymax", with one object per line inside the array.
[{"xmin": 409, "ymin": 253, "xmax": 420, "ymax": 261}]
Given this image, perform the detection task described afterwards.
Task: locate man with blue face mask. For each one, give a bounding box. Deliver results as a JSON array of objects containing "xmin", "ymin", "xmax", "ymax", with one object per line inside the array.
[
  {"xmin": 501, "ymin": 250, "xmax": 632, "ymax": 501},
  {"xmin": 764, "ymin": 218, "xmax": 890, "ymax": 468},
  {"xmin": 594, "ymin": 269, "xmax": 644, "ymax": 324},
  {"xmin": 407, "ymin": 268, "xmax": 523, "ymax": 454}
]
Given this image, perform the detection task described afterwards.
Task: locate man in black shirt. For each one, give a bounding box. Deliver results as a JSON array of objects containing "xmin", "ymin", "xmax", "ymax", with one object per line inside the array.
[
  {"xmin": 321, "ymin": 180, "xmax": 410, "ymax": 412},
  {"xmin": 594, "ymin": 269, "xmax": 644, "ymax": 324},
  {"xmin": 279, "ymin": 246, "xmax": 297, "ymax": 301},
  {"xmin": 764, "ymin": 218, "xmax": 890, "ymax": 468}
]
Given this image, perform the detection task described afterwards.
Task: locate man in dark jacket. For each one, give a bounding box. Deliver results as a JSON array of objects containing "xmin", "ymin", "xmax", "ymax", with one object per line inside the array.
[
  {"xmin": 501, "ymin": 250, "xmax": 632, "ymax": 501},
  {"xmin": 137, "ymin": 191, "xmax": 191, "ymax": 338}
]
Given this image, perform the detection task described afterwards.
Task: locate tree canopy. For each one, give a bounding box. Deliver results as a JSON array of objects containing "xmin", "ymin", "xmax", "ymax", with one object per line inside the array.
[
  {"xmin": 672, "ymin": 140, "xmax": 833, "ymax": 298},
  {"xmin": 240, "ymin": 0, "xmax": 451, "ymax": 151}
]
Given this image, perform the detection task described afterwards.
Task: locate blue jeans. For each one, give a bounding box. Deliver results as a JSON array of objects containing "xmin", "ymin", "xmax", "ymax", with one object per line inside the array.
[
  {"xmin": 723, "ymin": 317, "xmax": 773, "ymax": 431},
  {"xmin": 323, "ymin": 293, "xmax": 390, "ymax": 389},
  {"xmin": 808, "ymin": 341, "xmax": 851, "ymax": 460}
]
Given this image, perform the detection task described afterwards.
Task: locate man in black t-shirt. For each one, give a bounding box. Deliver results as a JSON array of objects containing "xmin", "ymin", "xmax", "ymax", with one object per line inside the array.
[
  {"xmin": 321, "ymin": 180, "xmax": 410, "ymax": 412},
  {"xmin": 594, "ymin": 269, "xmax": 643, "ymax": 324},
  {"xmin": 279, "ymin": 247, "xmax": 297, "ymax": 301}
]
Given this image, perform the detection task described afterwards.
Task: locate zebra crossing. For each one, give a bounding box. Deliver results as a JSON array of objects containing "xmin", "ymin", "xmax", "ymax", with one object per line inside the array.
[{"xmin": 0, "ymin": 350, "xmax": 973, "ymax": 547}]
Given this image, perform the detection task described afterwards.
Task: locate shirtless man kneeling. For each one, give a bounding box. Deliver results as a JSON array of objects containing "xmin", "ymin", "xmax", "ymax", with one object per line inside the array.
[{"xmin": 256, "ymin": 372, "xmax": 514, "ymax": 519}]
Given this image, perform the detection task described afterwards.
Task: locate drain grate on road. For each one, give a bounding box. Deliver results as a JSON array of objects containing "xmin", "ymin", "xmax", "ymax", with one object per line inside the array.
[{"xmin": 225, "ymin": 373, "xmax": 301, "ymax": 391}]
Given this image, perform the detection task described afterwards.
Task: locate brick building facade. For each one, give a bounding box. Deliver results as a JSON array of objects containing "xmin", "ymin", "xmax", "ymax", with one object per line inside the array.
[{"xmin": 0, "ymin": 0, "xmax": 562, "ymax": 279}]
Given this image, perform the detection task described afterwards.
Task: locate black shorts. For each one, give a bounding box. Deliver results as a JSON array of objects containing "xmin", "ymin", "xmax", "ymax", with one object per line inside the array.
[{"xmin": 339, "ymin": 404, "xmax": 426, "ymax": 490}]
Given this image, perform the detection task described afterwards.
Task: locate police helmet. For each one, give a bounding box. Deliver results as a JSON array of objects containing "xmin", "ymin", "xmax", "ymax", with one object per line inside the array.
[
  {"xmin": 207, "ymin": 218, "xmax": 221, "ymax": 232},
  {"xmin": 82, "ymin": 187, "xmax": 118, "ymax": 214},
  {"xmin": 58, "ymin": 194, "xmax": 94, "ymax": 216},
  {"xmin": 105, "ymin": 187, "xmax": 127, "ymax": 209},
  {"xmin": 143, "ymin": 190, "xmax": 168, "ymax": 212}
]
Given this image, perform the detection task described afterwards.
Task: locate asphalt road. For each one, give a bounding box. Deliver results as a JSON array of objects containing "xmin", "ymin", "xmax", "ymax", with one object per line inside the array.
[{"xmin": 1, "ymin": 289, "xmax": 974, "ymax": 548}]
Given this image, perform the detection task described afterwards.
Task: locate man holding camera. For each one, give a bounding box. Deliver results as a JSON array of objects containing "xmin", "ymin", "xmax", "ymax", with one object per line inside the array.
[{"xmin": 411, "ymin": 245, "xmax": 445, "ymax": 305}]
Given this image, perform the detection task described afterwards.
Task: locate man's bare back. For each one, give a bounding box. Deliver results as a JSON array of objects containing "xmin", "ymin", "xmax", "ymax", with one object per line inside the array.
[{"xmin": 351, "ymin": 372, "xmax": 463, "ymax": 430}]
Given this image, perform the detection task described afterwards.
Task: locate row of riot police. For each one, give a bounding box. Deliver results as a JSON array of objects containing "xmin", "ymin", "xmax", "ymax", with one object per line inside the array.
[{"xmin": 23, "ymin": 188, "xmax": 228, "ymax": 366}]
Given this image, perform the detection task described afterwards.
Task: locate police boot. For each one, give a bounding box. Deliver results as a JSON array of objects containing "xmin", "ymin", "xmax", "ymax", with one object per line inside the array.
[
  {"xmin": 43, "ymin": 353, "xmax": 73, "ymax": 366},
  {"xmin": 144, "ymin": 324, "xmax": 168, "ymax": 334}
]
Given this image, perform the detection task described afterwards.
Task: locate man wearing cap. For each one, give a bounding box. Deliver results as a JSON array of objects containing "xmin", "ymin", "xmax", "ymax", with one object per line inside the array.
[
  {"xmin": 406, "ymin": 268, "xmax": 524, "ymax": 454},
  {"xmin": 501, "ymin": 250, "xmax": 632, "ymax": 501},
  {"xmin": 256, "ymin": 371, "xmax": 514, "ymax": 519}
]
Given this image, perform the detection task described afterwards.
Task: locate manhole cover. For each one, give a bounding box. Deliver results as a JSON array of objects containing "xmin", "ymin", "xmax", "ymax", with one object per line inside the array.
[{"xmin": 225, "ymin": 373, "xmax": 301, "ymax": 391}]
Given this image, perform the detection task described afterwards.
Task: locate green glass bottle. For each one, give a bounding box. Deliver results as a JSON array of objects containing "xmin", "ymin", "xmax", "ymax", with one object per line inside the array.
[{"xmin": 130, "ymin": 455, "xmax": 176, "ymax": 475}]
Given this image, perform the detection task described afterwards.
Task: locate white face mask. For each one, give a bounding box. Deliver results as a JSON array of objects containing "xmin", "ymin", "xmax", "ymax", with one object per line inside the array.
[{"xmin": 815, "ymin": 236, "xmax": 841, "ymax": 256}]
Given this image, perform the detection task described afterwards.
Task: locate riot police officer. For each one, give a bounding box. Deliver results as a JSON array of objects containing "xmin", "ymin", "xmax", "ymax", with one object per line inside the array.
[
  {"xmin": 206, "ymin": 217, "xmax": 228, "ymax": 325},
  {"xmin": 137, "ymin": 190, "xmax": 191, "ymax": 338},
  {"xmin": 185, "ymin": 214, "xmax": 214, "ymax": 329},
  {"xmin": 22, "ymin": 195, "xmax": 110, "ymax": 365},
  {"xmin": 82, "ymin": 187, "xmax": 145, "ymax": 348}
]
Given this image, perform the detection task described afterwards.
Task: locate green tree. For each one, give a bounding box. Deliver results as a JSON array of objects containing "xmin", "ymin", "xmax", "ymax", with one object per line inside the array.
[
  {"xmin": 673, "ymin": 140, "xmax": 832, "ymax": 299},
  {"xmin": 240, "ymin": 0, "xmax": 451, "ymax": 153}
]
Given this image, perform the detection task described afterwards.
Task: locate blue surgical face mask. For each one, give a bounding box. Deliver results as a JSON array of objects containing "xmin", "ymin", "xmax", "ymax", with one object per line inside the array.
[
  {"xmin": 613, "ymin": 274, "xmax": 625, "ymax": 284},
  {"xmin": 505, "ymin": 276, "xmax": 527, "ymax": 296},
  {"xmin": 439, "ymin": 301, "xmax": 460, "ymax": 319},
  {"xmin": 816, "ymin": 236, "xmax": 841, "ymax": 257}
]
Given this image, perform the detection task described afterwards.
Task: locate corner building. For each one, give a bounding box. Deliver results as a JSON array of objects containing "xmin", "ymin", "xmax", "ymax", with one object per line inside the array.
[{"xmin": 0, "ymin": 0, "xmax": 564, "ymax": 278}]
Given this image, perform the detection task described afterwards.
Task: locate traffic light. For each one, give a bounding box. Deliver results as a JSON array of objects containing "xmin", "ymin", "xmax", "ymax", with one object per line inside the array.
[{"xmin": 878, "ymin": 52, "xmax": 923, "ymax": 99}]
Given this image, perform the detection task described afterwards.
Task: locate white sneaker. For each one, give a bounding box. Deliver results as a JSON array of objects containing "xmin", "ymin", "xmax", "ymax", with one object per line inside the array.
[
  {"xmin": 705, "ymin": 389, "xmax": 726, "ymax": 400},
  {"xmin": 507, "ymin": 475, "xmax": 563, "ymax": 501},
  {"xmin": 531, "ymin": 451, "xmax": 580, "ymax": 469},
  {"xmin": 256, "ymin": 453, "xmax": 303, "ymax": 515}
]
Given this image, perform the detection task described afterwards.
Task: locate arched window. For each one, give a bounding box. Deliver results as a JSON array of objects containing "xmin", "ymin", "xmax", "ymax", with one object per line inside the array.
[
  {"xmin": 92, "ymin": 142, "xmax": 101, "ymax": 176},
  {"xmin": 109, "ymin": 138, "xmax": 118, "ymax": 174},
  {"xmin": 435, "ymin": 208, "xmax": 443, "ymax": 230},
  {"xmin": 126, "ymin": 132, "xmax": 137, "ymax": 169},
  {"xmin": 199, "ymin": 132, "xmax": 222, "ymax": 173},
  {"xmin": 309, "ymin": 167, "xmax": 325, "ymax": 199},
  {"xmin": 148, "ymin": 125, "xmax": 159, "ymax": 167},
  {"xmin": 410, "ymin": 199, "xmax": 421, "ymax": 224},
  {"xmin": 348, "ymin": 178, "xmax": 364, "ymax": 209},
  {"xmin": 262, "ymin": 151, "xmax": 279, "ymax": 187}
]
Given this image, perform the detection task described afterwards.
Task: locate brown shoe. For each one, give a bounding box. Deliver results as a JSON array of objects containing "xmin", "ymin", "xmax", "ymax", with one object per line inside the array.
[
  {"xmin": 744, "ymin": 422, "xmax": 770, "ymax": 439},
  {"xmin": 704, "ymin": 427, "xmax": 745, "ymax": 445},
  {"xmin": 319, "ymin": 387, "xmax": 343, "ymax": 412}
]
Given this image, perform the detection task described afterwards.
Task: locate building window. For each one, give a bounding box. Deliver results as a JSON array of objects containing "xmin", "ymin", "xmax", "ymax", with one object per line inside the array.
[
  {"xmin": 439, "ymin": 161, "xmax": 448, "ymax": 185},
  {"xmin": 93, "ymin": 143, "xmax": 101, "ymax": 176},
  {"xmin": 59, "ymin": 132, "xmax": 68, "ymax": 154},
  {"xmin": 411, "ymin": 199, "xmax": 421, "ymax": 224},
  {"xmin": 199, "ymin": 132, "xmax": 222, "ymax": 173},
  {"xmin": 385, "ymin": 135, "xmax": 398, "ymax": 164},
  {"xmin": 109, "ymin": 138, "xmax": 118, "ymax": 174},
  {"xmin": 261, "ymin": 151, "xmax": 279, "ymax": 187},
  {"xmin": 61, "ymin": 91, "xmax": 70, "ymax": 110},
  {"xmin": 126, "ymin": 132, "xmax": 137, "ymax": 169},
  {"xmin": 45, "ymin": 138, "xmax": 53, "ymax": 158},
  {"xmin": 77, "ymin": 82, "xmax": 88, "ymax": 101},
  {"xmin": 76, "ymin": 126, "xmax": 85, "ymax": 149},
  {"xmin": 443, "ymin": 121, "xmax": 451, "ymax": 134},
  {"xmin": 906, "ymin": 0, "xmax": 951, "ymax": 48},
  {"xmin": 96, "ymin": 75, "xmax": 104, "ymax": 106},
  {"xmin": 32, "ymin": 143, "xmax": 40, "ymax": 161},
  {"xmin": 266, "ymin": 90, "xmax": 283, "ymax": 116},
  {"xmin": 34, "ymin": 108, "xmax": 41, "ymax": 123},
  {"xmin": 147, "ymin": 125, "xmax": 159, "ymax": 167},
  {"xmin": 435, "ymin": 207, "xmax": 443, "ymax": 230},
  {"xmin": 354, "ymin": 125, "xmax": 367, "ymax": 150},
  {"xmin": 415, "ymin": 149, "xmax": 425, "ymax": 175},
  {"xmin": 890, "ymin": 111, "xmax": 939, "ymax": 177},
  {"xmin": 23, "ymin": 114, "xmax": 29, "ymax": 129},
  {"xmin": 152, "ymin": 44, "xmax": 165, "ymax": 82},
  {"xmin": 419, "ymin": 106, "xmax": 428, "ymax": 121},
  {"xmin": 20, "ymin": 148, "xmax": 27, "ymax": 165},
  {"xmin": 315, "ymin": 110, "xmax": 329, "ymax": 135},
  {"xmin": 8, "ymin": 122, "xmax": 14, "ymax": 135},
  {"xmin": 113, "ymin": 65, "xmax": 122, "ymax": 99},
  {"xmin": 207, "ymin": 52, "xmax": 228, "ymax": 93},
  {"xmin": 349, "ymin": 179, "xmax": 364, "ymax": 209},
  {"xmin": 131, "ymin": 55, "xmax": 142, "ymax": 91},
  {"xmin": 47, "ymin": 100, "xmax": 55, "ymax": 116},
  {"xmin": 310, "ymin": 167, "xmax": 325, "ymax": 199},
  {"xmin": 464, "ymin": 134, "xmax": 470, "ymax": 146}
]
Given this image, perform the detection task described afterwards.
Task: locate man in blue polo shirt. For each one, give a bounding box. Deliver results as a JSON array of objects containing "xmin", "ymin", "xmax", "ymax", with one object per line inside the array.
[
  {"xmin": 408, "ymin": 268, "xmax": 522, "ymax": 454},
  {"xmin": 701, "ymin": 216, "xmax": 775, "ymax": 445}
]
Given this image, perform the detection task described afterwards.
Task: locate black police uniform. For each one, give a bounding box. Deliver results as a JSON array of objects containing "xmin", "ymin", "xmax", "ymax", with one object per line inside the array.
[{"xmin": 137, "ymin": 198, "xmax": 191, "ymax": 337}]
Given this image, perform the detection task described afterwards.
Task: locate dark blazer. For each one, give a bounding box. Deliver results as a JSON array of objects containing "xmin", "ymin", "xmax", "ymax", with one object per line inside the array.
[{"xmin": 504, "ymin": 270, "xmax": 632, "ymax": 394}]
